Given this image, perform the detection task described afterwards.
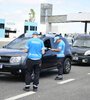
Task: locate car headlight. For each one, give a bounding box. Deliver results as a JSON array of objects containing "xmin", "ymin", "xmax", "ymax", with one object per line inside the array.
[
  {"xmin": 84, "ymin": 50, "xmax": 90, "ymax": 56},
  {"xmin": 10, "ymin": 57, "xmax": 22, "ymax": 64}
]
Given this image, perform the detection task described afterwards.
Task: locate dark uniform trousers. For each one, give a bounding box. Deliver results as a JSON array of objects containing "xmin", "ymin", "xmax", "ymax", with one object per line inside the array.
[
  {"xmin": 25, "ymin": 58, "xmax": 41, "ymax": 86},
  {"xmin": 57, "ymin": 57, "xmax": 64, "ymax": 75}
]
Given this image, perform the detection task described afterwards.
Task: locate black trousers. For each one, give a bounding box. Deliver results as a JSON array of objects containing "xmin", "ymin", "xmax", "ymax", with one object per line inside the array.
[
  {"xmin": 57, "ymin": 57, "xmax": 64, "ymax": 75},
  {"xmin": 25, "ymin": 58, "xmax": 41, "ymax": 86}
]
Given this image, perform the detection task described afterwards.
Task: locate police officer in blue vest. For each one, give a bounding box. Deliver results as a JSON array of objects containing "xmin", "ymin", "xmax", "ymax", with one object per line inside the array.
[
  {"xmin": 23, "ymin": 32, "xmax": 45, "ymax": 92},
  {"xmin": 51, "ymin": 36, "xmax": 65, "ymax": 80}
]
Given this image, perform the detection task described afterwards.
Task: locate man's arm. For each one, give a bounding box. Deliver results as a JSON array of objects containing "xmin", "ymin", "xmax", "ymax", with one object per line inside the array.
[
  {"xmin": 42, "ymin": 50, "xmax": 45, "ymax": 55},
  {"xmin": 24, "ymin": 49, "xmax": 28, "ymax": 53},
  {"xmin": 51, "ymin": 49, "xmax": 61, "ymax": 52},
  {"xmin": 41, "ymin": 41, "xmax": 45, "ymax": 55}
]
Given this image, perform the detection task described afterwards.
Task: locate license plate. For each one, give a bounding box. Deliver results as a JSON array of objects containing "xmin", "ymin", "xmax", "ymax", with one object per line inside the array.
[
  {"xmin": 0, "ymin": 64, "xmax": 3, "ymax": 69},
  {"xmin": 73, "ymin": 56, "xmax": 78, "ymax": 60}
]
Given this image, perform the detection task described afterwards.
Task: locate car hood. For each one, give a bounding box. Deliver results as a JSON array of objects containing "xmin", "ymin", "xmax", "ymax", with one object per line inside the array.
[
  {"xmin": 0, "ymin": 48, "xmax": 26, "ymax": 56},
  {"xmin": 71, "ymin": 47, "xmax": 90, "ymax": 54}
]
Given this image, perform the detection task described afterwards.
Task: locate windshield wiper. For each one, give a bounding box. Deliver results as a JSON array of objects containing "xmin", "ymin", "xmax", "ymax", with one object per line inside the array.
[
  {"xmin": 18, "ymin": 48, "xmax": 24, "ymax": 50},
  {"xmin": 79, "ymin": 46, "xmax": 90, "ymax": 48},
  {"xmin": 72, "ymin": 46, "xmax": 79, "ymax": 47}
]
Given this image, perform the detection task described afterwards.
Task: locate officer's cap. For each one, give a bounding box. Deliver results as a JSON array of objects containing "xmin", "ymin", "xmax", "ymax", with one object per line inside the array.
[
  {"xmin": 54, "ymin": 36, "xmax": 60, "ymax": 42},
  {"xmin": 32, "ymin": 32, "xmax": 38, "ymax": 35}
]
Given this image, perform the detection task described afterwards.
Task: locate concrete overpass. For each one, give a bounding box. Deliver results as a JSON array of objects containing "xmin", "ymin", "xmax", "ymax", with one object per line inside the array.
[
  {"xmin": 47, "ymin": 13, "xmax": 90, "ymax": 34},
  {"xmin": 40, "ymin": 4, "xmax": 90, "ymax": 34}
]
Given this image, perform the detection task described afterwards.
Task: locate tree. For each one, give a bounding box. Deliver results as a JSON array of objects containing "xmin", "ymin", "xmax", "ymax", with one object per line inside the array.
[
  {"xmin": 29, "ymin": 9, "xmax": 35, "ymax": 22},
  {"xmin": 25, "ymin": 9, "xmax": 35, "ymax": 22}
]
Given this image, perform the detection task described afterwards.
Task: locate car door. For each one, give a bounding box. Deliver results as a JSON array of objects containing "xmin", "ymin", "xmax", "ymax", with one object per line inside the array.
[{"xmin": 42, "ymin": 38, "xmax": 57, "ymax": 69}]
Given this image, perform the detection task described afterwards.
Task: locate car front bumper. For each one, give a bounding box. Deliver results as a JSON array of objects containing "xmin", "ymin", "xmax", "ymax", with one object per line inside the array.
[
  {"xmin": 72, "ymin": 55, "xmax": 90, "ymax": 64},
  {"xmin": 0, "ymin": 63, "xmax": 26, "ymax": 73}
]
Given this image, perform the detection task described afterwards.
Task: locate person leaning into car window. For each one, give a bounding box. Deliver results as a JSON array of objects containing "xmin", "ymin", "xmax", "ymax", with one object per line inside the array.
[
  {"xmin": 23, "ymin": 32, "xmax": 45, "ymax": 92},
  {"xmin": 51, "ymin": 36, "xmax": 65, "ymax": 80}
]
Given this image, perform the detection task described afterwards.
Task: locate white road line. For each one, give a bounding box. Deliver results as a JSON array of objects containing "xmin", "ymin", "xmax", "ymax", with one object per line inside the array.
[
  {"xmin": 5, "ymin": 91, "xmax": 35, "ymax": 100},
  {"xmin": 88, "ymin": 73, "xmax": 90, "ymax": 75},
  {"xmin": 57, "ymin": 79, "xmax": 75, "ymax": 85}
]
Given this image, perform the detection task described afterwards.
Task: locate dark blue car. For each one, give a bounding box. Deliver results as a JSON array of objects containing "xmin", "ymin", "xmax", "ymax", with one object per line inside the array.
[
  {"xmin": 71, "ymin": 35, "xmax": 90, "ymax": 65},
  {"xmin": 0, "ymin": 34, "xmax": 72, "ymax": 75}
]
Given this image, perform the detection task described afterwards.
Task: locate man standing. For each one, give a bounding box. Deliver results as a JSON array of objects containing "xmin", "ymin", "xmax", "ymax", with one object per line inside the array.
[
  {"xmin": 23, "ymin": 32, "xmax": 45, "ymax": 92},
  {"xmin": 51, "ymin": 36, "xmax": 65, "ymax": 80}
]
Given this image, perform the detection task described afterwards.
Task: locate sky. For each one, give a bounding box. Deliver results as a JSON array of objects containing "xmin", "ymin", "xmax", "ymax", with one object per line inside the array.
[{"xmin": 0, "ymin": 0, "xmax": 90, "ymax": 34}]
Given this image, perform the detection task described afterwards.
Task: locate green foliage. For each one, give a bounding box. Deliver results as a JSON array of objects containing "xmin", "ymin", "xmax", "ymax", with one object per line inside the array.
[
  {"xmin": 25, "ymin": 19, "xmax": 28, "ymax": 22},
  {"xmin": 25, "ymin": 9, "xmax": 35, "ymax": 22},
  {"xmin": 29, "ymin": 9, "xmax": 35, "ymax": 22}
]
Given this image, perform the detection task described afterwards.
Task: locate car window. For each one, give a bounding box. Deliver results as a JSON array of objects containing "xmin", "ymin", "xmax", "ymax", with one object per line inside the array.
[
  {"xmin": 50, "ymin": 38, "xmax": 57, "ymax": 48},
  {"xmin": 73, "ymin": 39, "xmax": 90, "ymax": 48},
  {"xmin": 44, "ymin": 39, "xmax": 51, "ymax": 48}
]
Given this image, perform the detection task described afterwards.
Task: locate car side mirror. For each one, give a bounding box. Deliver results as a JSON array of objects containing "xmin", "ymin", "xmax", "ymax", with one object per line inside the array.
[{"xmin": 3, "ymin": 45, "xmax": 6, "ymax": 48}]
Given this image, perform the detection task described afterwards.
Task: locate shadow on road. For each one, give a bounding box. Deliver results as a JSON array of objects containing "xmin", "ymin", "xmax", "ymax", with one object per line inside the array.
[
  {"xmin": 0, "ymin": 72, "xmax": 25, "ymax": 82},
  {"xmin": 0, "ymin": 69, "xmax": 58, "ymax": 82},
  {"xmin": 72, "ymin": 62, "xmax": 90, "ymax": 67},
  {"xmin": 40, "ymin": 69, "xmax": 57, "ymax": 78}
]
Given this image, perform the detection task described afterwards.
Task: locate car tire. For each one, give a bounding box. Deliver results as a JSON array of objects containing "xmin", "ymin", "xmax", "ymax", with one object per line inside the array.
[{"xmin": 63, "ymin": 58, "xmax": 71, "ymax": 74}]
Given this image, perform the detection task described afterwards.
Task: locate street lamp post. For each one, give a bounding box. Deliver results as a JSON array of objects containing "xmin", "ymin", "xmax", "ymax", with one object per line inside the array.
[{"xmin": 84, "ymin": 21, "xmax": 87, "ymax": 34}]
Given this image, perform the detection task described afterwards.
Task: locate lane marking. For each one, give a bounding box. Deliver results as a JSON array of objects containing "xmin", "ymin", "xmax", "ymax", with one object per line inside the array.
[
  {"xmin": 5, "ymin": 79, "xmax": 75, "ymax": 100},
  {"xmin": 57, "ymin": 79, "xmax": 75, "ymax": 85},
  {"xmin": 5, "ymin": 91, "xmax": 35, "ymax": 100},
  {"xmin": 88, "ymin": 73, "xmax": 90, "ymax": 75}
]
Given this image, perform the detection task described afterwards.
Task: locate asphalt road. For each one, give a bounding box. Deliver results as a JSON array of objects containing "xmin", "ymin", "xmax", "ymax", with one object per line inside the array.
[
  {"xmin": 0, "ymin": 42, "xmax": 90, "ymax": 100},
  {"xmin": 0, "ymin": 64, "xmax": 90, "ymax": 100}
]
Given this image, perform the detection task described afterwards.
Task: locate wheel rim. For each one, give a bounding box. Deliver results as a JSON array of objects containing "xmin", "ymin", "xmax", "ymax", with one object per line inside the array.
[{"xmin": 65, "ymin": 60, "xmax": 71, "ymax": 72}]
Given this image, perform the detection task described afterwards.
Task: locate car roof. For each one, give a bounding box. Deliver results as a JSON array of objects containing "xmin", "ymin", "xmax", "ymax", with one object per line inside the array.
[
  {"xmin": 18, "ymin": 33, "xmax": 54, "ymax": 39},
  {"xmin": 18, "ymin": 33, "xmax": 68, "ymax": 43},
  {"xmin": 75, "ymin": 34, "xmax": 90, "ymax": 40}
]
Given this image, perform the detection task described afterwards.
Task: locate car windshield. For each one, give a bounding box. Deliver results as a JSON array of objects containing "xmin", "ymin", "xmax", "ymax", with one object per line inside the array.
[
  {"xmin": 72, "ymin": 39, "xmax": 90, "ymax": 48},
  {"xmin": 6, "ymin": 38, "xmax": 29, "ymax": 49}
]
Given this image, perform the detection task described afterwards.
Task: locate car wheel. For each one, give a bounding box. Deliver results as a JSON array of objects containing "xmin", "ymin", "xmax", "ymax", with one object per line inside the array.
[{"xmin": 63, "ymin": 58, "xmax": 71, "ymax": 74}]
